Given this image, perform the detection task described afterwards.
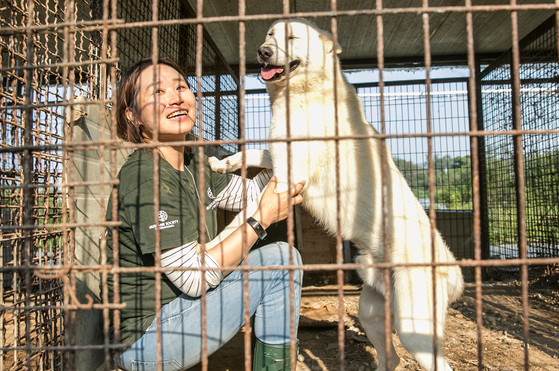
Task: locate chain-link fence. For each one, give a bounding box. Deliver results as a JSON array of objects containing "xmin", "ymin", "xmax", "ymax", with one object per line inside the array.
[{"xmin": 479, "ymin": 15, "xmax": 559, "ymax": 278}]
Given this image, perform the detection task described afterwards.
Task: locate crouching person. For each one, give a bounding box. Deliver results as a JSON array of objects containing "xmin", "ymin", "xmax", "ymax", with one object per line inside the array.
[{"xmin": 104, "ymin": 57, "xmax": 305, "ymax": 371}]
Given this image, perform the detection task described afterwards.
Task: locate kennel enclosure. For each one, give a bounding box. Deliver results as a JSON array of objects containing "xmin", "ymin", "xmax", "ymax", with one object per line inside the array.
[{"xmin": 1, "ymin": 1, "xmax": 559, "ymax": 370}]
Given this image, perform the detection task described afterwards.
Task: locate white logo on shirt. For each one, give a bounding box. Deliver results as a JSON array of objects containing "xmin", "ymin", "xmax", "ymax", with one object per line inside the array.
[
  {"xmin": 158, "ymin": 211, "xmax": 168, "ymax": 222},
  {"xmin": 149, "ymin": 218, "xmax": 179, "ymax": 230},
  {"xmin": 207, "ymin": 187, "xmax": 215, "ymax": 199}
]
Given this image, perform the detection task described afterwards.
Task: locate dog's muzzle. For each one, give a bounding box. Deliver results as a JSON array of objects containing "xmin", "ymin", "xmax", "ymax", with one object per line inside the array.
[
  {"xmin": 258, "ymin": 46, "xmax": 300, "ymax": 81},
  {"xmin": 258, "ymin": 46, "xmax": 273, "ymax": 63}
]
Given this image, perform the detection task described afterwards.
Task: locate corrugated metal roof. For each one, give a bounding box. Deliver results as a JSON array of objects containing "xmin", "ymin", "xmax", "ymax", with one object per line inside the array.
[{"xmin": 187, "ymin": 0, "xmax": 554, "ymax": 72}]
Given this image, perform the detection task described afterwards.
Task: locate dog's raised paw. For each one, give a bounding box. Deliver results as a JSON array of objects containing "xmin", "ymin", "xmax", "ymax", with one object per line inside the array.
[{"xmin": 208, "ymin": 156, "xmax": 231, "ymax": 173}]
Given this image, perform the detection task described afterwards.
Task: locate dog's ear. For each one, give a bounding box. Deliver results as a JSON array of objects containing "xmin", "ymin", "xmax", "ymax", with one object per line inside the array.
[{"xmin": 320, "ymin": 33, "xmax": 343, "ymax": 54}]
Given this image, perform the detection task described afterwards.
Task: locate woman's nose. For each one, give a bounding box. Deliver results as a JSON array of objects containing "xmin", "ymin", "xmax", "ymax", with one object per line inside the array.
[{"xmin": 166, "ymin": 88, "xmax": 183, "ymax": 105}]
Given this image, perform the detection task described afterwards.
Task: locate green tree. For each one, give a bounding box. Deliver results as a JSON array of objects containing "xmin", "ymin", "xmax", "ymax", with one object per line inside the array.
[
  {"xmin": 394, "ymin": 155, "xmax": 473, "ymax": 210},
  {"xmin": 393, "ymin": 157, "xmax": 429, "ymax": 199}
]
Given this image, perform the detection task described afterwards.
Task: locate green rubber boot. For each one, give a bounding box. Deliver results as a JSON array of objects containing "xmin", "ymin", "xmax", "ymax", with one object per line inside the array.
[{"xmin": 252, "ymin": 339, "xmax": 297, "ymax": 371}]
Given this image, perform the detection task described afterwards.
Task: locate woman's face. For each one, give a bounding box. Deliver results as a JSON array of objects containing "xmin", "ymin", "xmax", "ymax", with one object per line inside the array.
[{"xmin": 131, "ymin": 64, "xmax": 196, "ymax": 142}]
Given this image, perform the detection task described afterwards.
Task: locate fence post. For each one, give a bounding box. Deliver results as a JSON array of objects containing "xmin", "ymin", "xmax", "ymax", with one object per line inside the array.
[
  {"xmin": 475, "ymin": 56, "xmax": 491, "ymax": 280},
  {"xmin": 67, "ymin": 97, "xmax": 131, "ymax": 371}
]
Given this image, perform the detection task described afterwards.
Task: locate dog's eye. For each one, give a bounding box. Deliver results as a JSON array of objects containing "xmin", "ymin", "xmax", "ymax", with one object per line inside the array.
[
  {"xmin": 268, "ymin": 31, "xmax": 274, "ymax": 36},
  {"xmin": 288, "ymin": 36, "xmax": 297, "ymax": 40}
]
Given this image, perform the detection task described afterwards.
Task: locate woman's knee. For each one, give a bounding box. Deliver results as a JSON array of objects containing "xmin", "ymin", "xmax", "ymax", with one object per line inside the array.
[
  {"xmin": 274, "ymin": 242, "xmax": 303, "ymax": 285},
  {"xmin": 249, "ymin": 242, "xmax": 303, "ymax": 285},
  {"xmin": 257, "ymin": 241, "xmax": 302, "ymax": 267}
]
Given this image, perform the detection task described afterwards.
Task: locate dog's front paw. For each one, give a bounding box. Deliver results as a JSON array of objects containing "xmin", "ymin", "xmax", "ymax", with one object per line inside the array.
[{"xmin": 208, "ymin": 156, "xmax": 233, "ymax": 173}]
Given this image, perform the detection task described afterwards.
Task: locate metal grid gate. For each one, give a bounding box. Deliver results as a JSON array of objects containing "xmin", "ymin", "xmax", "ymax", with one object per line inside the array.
[
  {"xmin": 1, "ymin": 0, "xmax": 239, "ymax": 370},
  {"xmin": 479, "ymin": 15, "xmax": 559, "ymax": 277},
  {"xmin": 1, "ymin": 1, "xmax": 559, "ymax": 371}
]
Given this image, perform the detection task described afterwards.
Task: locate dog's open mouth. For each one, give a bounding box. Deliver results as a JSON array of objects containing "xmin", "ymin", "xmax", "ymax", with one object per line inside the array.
[{"xmin": 260, "ymin": 60, "xmax": 300, "ymax": 81}]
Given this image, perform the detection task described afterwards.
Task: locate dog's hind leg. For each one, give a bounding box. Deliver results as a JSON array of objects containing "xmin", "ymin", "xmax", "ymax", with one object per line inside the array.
[
  {"xmin": 358, "ymin": 284, "xmax": 400, "ymax": 371},
  {"xmin": 392, "ymin": 267, "xmax": 452, "ymax": 371}
]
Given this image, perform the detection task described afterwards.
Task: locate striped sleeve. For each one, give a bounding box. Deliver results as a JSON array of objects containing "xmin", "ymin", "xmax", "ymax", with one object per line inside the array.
[
  {"xmin": 207, "ymin": 169, "xmax": 272, "ymax": 212},
  {"xmin": 160, "ymin": 241, "xmax": 223, "ymax": 297}
]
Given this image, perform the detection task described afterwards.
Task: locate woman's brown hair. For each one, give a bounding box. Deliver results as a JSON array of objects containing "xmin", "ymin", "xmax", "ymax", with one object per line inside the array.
[{"xmin": 115, "ymin": 58, "xmax": 189, "ymax": 143}]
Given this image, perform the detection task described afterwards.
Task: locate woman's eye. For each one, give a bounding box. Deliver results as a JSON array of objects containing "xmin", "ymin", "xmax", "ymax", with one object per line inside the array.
[
  {"xmin": 177, "ymin": 85, "xmax": 188, "ymax": 91},
  {"xmin": 155, "ymin": 89, "xmax": 164, "ymax": 94}
]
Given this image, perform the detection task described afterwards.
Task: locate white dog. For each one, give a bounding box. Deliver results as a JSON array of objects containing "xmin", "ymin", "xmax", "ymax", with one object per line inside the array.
[{"xmin": 210, "ymin": 19, "xmax": 464, "ymax": 371}]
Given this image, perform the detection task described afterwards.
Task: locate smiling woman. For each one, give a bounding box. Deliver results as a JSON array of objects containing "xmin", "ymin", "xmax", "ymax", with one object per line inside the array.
[
  {"xmin": 130, "ymin": 64, "xmax": 196, "ymax": 148},
  {"xmin": 115, "ymin": 58, "xmax": 196, "ymax": 160},
  {"xmin": 106, "ymin": 57, "xmax": 306, "ymax": 371}
]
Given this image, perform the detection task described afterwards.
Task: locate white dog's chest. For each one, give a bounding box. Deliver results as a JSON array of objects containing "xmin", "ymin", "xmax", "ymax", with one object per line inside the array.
[{"xmin": 268, "ymin": 97, "xmax": 340, "ymax": 139}]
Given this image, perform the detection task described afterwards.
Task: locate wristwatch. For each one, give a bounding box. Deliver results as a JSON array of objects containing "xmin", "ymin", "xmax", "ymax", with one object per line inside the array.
[{"xmin": 247, "ymin": 217, "xmax": 267, "ymax": 240}]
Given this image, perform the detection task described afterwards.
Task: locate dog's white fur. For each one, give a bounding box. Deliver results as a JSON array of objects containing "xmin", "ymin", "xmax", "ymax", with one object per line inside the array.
[{"xmin": 210, "ymin": 19, "xmax": 464, "ymax": 371}]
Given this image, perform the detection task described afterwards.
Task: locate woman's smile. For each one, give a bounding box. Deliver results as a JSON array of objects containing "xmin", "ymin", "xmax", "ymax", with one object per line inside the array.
[{"xmin": 166, "ymin": 109, "xmax": 190, "ymax": 120}]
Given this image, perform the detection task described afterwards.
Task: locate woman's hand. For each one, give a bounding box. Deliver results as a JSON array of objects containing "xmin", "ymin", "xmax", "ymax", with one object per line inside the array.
[{"xmin": 252, "ymin": 176, "xmax": 305, "ymax": 229}]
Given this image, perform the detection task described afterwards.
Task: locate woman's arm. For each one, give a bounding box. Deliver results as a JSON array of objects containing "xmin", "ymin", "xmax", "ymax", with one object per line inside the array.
[
  {"xmin": 207, "ymin": 169, "xmax": 272, "ymax": 212},
  {"xmin": 160, "ymin": 241, "xmax": 223, "ymax": 297},
  {"xmin": 160, "ymin": 177, "xmax": 305, "ymax": 297}
]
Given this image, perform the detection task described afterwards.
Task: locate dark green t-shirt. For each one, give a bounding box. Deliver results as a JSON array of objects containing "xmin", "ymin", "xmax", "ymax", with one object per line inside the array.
[{"xmin": 103, "ymin": 149, "xmax": 232, "ymax": 344}]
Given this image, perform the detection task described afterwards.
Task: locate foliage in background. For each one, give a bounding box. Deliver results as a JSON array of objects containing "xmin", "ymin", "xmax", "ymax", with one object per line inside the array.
[
  {"xmin": 395, "ymin": 149, "xmax": 559, "ymax": 248},
  {"xmin": 485, "ymin": 146, "xmax": 559, "ymax": 246},
  {"xmin": 394, "ymin": 154, "xmax": 473, "ymax": 211}
]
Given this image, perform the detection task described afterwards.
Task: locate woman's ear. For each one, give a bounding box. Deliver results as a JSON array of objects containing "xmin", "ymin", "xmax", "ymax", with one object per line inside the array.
[{"xmin": 125, "ymin": 108, "xmax": 137, "ymax": 125}]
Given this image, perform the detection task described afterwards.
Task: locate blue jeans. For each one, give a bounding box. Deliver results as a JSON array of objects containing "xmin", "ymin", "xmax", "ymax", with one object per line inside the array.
[{"xmin": 117, "ymin": 242, "xmax": 303, "ymax": 371}]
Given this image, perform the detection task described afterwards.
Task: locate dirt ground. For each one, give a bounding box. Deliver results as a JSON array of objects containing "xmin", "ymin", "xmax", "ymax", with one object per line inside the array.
[{"xmin": 193, "ymin": 272, "xmax": 559, "ymax": 371}]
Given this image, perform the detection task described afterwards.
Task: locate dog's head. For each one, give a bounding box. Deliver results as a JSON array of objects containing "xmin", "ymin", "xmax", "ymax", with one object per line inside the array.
[{"xmin": 257, "ymin": 19, "xmax": 342, "ymax": 83}]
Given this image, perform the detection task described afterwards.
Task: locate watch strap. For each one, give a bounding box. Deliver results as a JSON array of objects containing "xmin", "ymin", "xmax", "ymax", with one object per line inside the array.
[{"xmin": 247, "ymin": 217, "xmax": 267, "ymax": 240}]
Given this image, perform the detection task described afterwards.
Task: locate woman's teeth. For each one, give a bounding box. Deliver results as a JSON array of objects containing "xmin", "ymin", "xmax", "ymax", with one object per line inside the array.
[{"xmin": 167, "ymin": 110, "xmax": 188, "ymax": 119}]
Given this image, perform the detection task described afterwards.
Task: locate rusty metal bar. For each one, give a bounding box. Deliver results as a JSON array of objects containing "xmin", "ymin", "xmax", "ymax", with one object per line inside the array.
[
  {"xmin": 149, "ymin": 0, "xmax": 163, "ymax": 369},
  {"xmin": 194, "ymin": 1, "xmax": 210, "ymax": 370},
  {"xmin": 421, "ymin": 1, "xmax": 442, "ymax": 367},
  {"xmin": 238, "ymin": 0, "xmax": 252, "ymax": 369},
  {"xmin": 98, "ymin": 0, "xmax": 114, "ymax": 367},
  {"xmin": 3, "ymin": 3, "xmax": 559, "ymax": 35},
  {"xmin": 22, "ymin": 0, "xmax": 36, "ymax": 369},
  {"xmin": 60, "ymin": 0, "xmax": 73, "ymax": 366},
  {"xmin": 0, "ymin": 58, "xmax": 120, "ymax": 73},
  {"xmin": 465, "ymin": 1, "xmax": 485, "ymax": 370},
  {"xmin": 1, "ymin": 254, "xmax": 553, "ymax": 274},
  {"xmin": 279, "ymin": 2, "xmax": 299, "ymax": 370},
  {"xmin": 4, "ymin": 127, "xmax": 559, "ymax": 157},
  {"xmin": 509, "ymin": 3, "xmax": 531, "ymax": 369},
  {"xmin": 374, "ymin": 0, "xmax": 394, "ymax": 370},
  {"xmin": 327, "ymin": 2, "xmax": 348, "ymax": 369}
]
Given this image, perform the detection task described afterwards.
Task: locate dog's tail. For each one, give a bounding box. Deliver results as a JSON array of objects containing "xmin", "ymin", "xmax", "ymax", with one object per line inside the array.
[
  {"xmin": 447, "ymin": 262, "xmax": 465, "ymax": 304},
  {"xmin": 436, "ymin": 234, "xmax": 465, "ymax": 304}
]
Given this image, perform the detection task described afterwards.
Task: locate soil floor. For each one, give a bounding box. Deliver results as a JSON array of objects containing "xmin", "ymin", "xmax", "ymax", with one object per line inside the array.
[{"xmin": 192, "ymin": 278, "xmax": 559, "ymax": 371}]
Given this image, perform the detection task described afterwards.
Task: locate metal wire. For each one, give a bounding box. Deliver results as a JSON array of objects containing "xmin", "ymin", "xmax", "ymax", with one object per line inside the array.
[{"xmin": 480, "ymin": 15, "xmax": 559, "ymax": 279}]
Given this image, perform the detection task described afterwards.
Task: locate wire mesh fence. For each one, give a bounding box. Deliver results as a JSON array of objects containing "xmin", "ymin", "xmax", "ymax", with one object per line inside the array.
[
  {"xmin": 479, "ymin": 15, "xmax": 559, "ymax": 279},
  {"xmin": 1, "ymin": 1, "xmax": 559, "ymax": 371}
]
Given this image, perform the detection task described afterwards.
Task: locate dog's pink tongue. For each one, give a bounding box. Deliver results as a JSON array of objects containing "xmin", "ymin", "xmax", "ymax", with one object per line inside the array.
[{"xmin": 261, "ymin": 66, "xmax": 283, "ymax": 80}]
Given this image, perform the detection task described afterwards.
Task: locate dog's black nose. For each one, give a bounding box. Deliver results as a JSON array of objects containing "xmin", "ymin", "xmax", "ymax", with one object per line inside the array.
[{"xmin": 258, "ymin": 46, "xmax": 273, "ymax": 62}]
